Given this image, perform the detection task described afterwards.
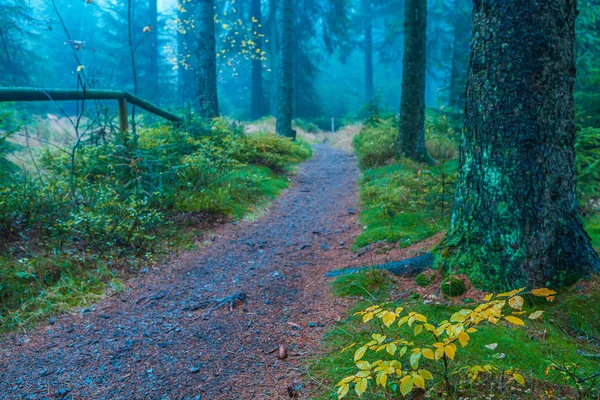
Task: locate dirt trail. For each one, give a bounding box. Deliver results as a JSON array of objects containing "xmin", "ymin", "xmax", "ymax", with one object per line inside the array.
[{"xmin": 0, "ymin": 144, "xmax": 428, "ymax": 399}]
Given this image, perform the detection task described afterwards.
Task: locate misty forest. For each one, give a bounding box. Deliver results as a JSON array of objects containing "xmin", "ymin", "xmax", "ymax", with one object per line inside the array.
[{"xmin": 1, "ymin": 0, "xmax": 600, "ymax": 398}]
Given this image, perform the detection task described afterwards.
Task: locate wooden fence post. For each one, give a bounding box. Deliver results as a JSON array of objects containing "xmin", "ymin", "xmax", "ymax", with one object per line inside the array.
[{"xmin": 118, "ymin": 98, "xmax": 129, "ymax": 132}]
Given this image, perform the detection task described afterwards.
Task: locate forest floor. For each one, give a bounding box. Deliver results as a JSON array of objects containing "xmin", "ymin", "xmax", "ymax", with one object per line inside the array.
[{"xmin": 0, "ymin": 144, "xmax": 431, "ymax": 399}]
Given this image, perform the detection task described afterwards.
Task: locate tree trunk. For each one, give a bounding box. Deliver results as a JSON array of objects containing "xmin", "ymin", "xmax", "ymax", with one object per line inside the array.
[
  {"xmin": 396, "ymin": 0, "xmax": 430, "ymax": 162},
  {"xmin": 275, "ymin": 0, "xmax": 294, "ymax": 138},
  {"xmin": 438, "ymin": 0, "xmax": 600, "ymax": 289},
  {"xmin": 177, "ymin": 1, "xmax": 195, "ymax": 104},
  {"xmin": 362, "ymin": 0, "xmax": 374, "ymax": 103},
  {"xmin": 195, "ymin": 0, "xmax": 219, "ymax": 118},
  {"xmin": 250, "ymin": 0, "xmax": 265, "ymax": 120},
  {"xmin": 268, "ymin": 0, "xmax": 279, "ymax": 116},
  {"xmin": 448, "ymin": 0, "xmax": 471, "ymax": 110},
  {"xmin": 147, "ymin": 0, "xmax": 159, "ymax": 102}
]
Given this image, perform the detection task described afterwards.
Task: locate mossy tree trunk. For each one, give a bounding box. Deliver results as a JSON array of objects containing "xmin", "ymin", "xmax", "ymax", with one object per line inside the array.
[
  {"xmin": 250, "ymin": 0, "xmax": 265, "ymax": 120},
  {"xmin": 396, "ymin": 0, "xmax": 431, "ymax": 162},
  {"xmin": 448, "ymin": 0, "xmax": 471, "ymax": 111},
  {"xmin": 438, "ymin": 0, "xmax": 600, "ymax": 289},
  {"xmin": 275, "ymin": 0, "xmax": 294, "ymax": 138},
  {"xmin": 195, "ymin": 0, "xmax": 219, "ymax": 119},
  {"xmin": 362, "ymin": 0, "xmax": 374, "ymax": 103}
]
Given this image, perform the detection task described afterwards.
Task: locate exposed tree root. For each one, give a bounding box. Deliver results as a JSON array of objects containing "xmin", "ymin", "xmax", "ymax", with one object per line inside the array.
[
  {"xmin": 184, "ymin": 292, "xmax": 247, "ymax": 319},
  {"xmin": 325, "ymin": 253, "xmax": 433, "ymax": 278}
]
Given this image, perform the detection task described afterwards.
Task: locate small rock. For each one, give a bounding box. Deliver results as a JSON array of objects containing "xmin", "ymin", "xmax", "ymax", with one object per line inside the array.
[
  {"xmin": 189, "ymin": 367, "xmax": 200, "ymax": 374},
  {"xmin": 308, "ymin": 322, "xmax": 316, "ymax": 328},
  {"xmin": 49, "ymin": 318, "xmax": 55, "ymax": 325}
]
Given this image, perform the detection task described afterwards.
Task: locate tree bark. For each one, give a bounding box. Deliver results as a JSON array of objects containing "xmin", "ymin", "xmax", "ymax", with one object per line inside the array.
[
  {"xmin": 362, "ymin": 0, "xmax": 374, "ymax": 103},
  {"xmin": 275, "ymin": 0, "xmax": 294, "ymax": 138},
  {"xmin": 448, "ymin": 0, "xmax": 471, "ymax": 110},
  {"xmin": 268, "ymin": 0, "xmax": 279, "ymax": 116},
  {"xmin": 250, "ymin": 0, "xmax": 265, "ymax": 120},
  {"xmin": 147, "ymin": 0, "xmax": 159, "ymax": 102},
  {"xmin": 396, "ymin": 0, "xmax": 431, "ymax": 162},
  {"xmin": 195, "ymin": 0, "xmax": 219, "ymax": 119},
  {"xmin": 438, "ymin": 0, "xmax": 600, "ymax": 289}
]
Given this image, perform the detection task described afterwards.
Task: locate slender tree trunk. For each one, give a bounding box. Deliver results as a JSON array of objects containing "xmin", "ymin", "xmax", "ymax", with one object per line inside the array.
[
  {"xmin": 250, "ymin": 0, "xmax": 264, "ymax": 120},
  {"xmin": 438, "ymin": 0, "xmax": 600, "ymax": 289},
  {"xmin": 396, "ymin": 0, "xmax": 430, "ymax": 162},
  {"xmin": 268, "ymin": 0, "xmax": 279, "ymax": 116},
  {"xmin": 362, "ymin": 0, "xmax": 374, "ymax": 103},
  {"xmin": 448, "ymin": 0, "xmax": 471, "ymax": 110},
  {"xmin": 147, "ymin": 0, "xmax": 159, "ymax": 102},
  {"xmin": 195, "ymin": 0, "xmax": 219, "ymax": 118},
  {"xmin": 275, "ymin": 0, "xmax": 294, "ymax": 138}
]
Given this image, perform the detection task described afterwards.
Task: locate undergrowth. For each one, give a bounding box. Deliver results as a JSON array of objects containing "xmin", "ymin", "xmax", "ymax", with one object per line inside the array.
[
  {"xmin": 311, "ymin": 271, "xmax": 600, "ymax": 399},
  {"xmin": 0, "ymin": 113, "xmax": 311, "ymax": 331}
]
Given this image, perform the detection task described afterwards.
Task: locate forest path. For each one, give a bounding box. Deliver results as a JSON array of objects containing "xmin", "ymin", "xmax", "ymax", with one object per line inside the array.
[{"xmin": 0, "ymin": 144, "xmax": 372, "ymax": 399}]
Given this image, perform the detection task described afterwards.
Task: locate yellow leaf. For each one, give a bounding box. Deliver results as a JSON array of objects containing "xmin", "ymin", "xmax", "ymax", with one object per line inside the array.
[
  {"xmin": 400, "ymin": 376, "xmax": 413, "ymax": 396},
  {"xmin": 435, "ymin": 346, "xmax": 445, "ymax": 361},
  {"xmin": 382, "ymin": 311, "xmax": 396, "ymax": 327},
  {"xmin": 458, "ymin": 331, "xmax": 470, "ymax": 347},
  {"xmin": 354, "ymin": 346, "xmax": 367, "ymax": 362},
  {"xmin": 513, "ymin": 373, "xmax": 525, "ymax": 385},
  {"xmin": 386, "ymin": 343, "xmax": 397, "ymax": 356},
  {"xmin": 508, "ymin": 295, "xmax": 524, "ymax": 310},
  {"xmin": 356, "ymin": 361, "xmax": 370, "ymax": 370},
  {"xmin": 529, "ymin": 310, "xmax": 544, "ymax": 320},
  {"xmin": 413, "ymin": 374, "xmax": 425, "ymax": 389},
  {"xmin": 222, "ymin": 23, "xmax": 229, "ymax": 29},
  {"xmin": 77, "ymin": 65, "xmax": 85, "ymax": 72},
  {"xmin": 419, "ymin": 369, "xmax": 434, "ymax": 380},
  {"xmin": 355, "ymin": 377, "xmax": 368, "ymax": 396},
  {"xmin": 414, "ymin": 324, "xmax": 423, "ymax": 336},
  {"xmin": 497, "ymin": 287, "xmax": 526, "ymax": 298},
  {"xmin": 445, "ymin": 344, "xmax": 456, "ymax": 360},
  {"xmin": 422, "ymin": 348, "xmax": 434, "ymax": 360},
  {"xmin": 531, "ymin": 288, "xmax": 557, "ymax": 297},
  {"xmin": 363, "ymin": 312, "xmax": 374, "ymax": 323},
  {"xmin": 483, "ymin": 293, "xmax": 493, "ymax": 301},
  {"xmin": 504, "ymin": 316, "xmax": 525, "ymax": 326},
  {"xmin": 337, "ymin": 383, "xmax": 349, "ymax": 399}
]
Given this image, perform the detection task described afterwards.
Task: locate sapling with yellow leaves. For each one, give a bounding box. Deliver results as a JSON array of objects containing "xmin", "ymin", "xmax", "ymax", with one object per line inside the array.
[{"xmin": 336, "ymin": 287, "xmax": 557, "ymax": 398}]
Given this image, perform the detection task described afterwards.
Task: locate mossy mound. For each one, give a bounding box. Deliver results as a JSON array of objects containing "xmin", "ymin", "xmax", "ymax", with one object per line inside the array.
[{"xmin": 441, "ymin": 275, "xmax": 467, "ymax": 297}]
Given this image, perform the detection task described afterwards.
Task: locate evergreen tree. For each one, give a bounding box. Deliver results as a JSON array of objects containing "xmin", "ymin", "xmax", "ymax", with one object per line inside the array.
[{"xmin": 439, "ymin": 0, "xmax": 600, "ymax": 289}]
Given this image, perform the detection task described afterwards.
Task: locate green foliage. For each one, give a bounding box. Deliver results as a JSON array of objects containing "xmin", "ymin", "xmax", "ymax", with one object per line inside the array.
[
  {"xmin": 354, "ymin": 159, "xmax": 457, "ymax": 249},
  {"xmin": 293, "ymin": 119, "xmax": 321, "ymax": 134},
  {"xmin": 441, "ymin": 275, "xmax": 467, "ymax": 297},
  {"xmin": 0, "ymin": 118, "xmax": 311, "ymax": 330},
  {"xmin": 576, "ymin": 127, "xmax": 600, "ymax": 202},
  {"xmin": 332, "ymin": 270, "xmax": 394, "ymax": 301}
]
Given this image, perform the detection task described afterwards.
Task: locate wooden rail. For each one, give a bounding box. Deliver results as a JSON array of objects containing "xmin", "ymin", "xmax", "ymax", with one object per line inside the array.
[{"xmin": 0, "ymin": 87, "xmax": 182, "ymax": 131}]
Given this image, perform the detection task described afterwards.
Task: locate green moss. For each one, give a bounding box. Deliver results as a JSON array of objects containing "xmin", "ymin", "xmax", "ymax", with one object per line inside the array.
[
  {"xmin": 415, "ymin": 272, "xmax": 433, "ymax": 287},
  {"xmin": 441, "ymin": 275, "xmax": 467, "ymax": 297},
  {"xmin": 331, "ymin": 270, "xmax": 393, "ymax": 302}
]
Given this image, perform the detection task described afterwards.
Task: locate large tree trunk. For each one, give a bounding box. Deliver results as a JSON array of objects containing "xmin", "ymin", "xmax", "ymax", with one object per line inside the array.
[
  {"xmin": 448, "ymin": 0, "xmax": 471, "ymax": 110},
  {"xmin": 396, "ymin": 0, "xmax": 430, "ymax": 162},
  {"xmin": 362, "ymin": 0, "xmax": 374, "ymax": 103},
  {"xmin": 250, "ymin": 0, "xmax": 265, "ymax": 120},
  {"xmin": 195, "ymin": 0, "xmax": 219, "ymax": 118},
  {"xmin": 275, "ymin": 0, "xmax": 294, "ymax": 138},
  {"xmin": 438, "ymin": 0, "xmax": 600, "ymax": 289}
]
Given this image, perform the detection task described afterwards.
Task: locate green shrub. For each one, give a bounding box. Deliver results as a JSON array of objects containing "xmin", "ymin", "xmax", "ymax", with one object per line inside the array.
[
  {"xmin": 234, "ymin": 132, "xmax": 312, "ymax": 173},
  {"xmin": 293, "ymin": 119, "xmax": 320, "ymax": 133},
  {"xmin": 415, "ymin": 272, "xmax": 433, "ymax": 288},
  {"xmin": 353, "ymin": 117, "xmax": 398, "ymax": 168},
  {"xmin": 576, "ymin": 127, "xmax": 600, "ymax": 202}
]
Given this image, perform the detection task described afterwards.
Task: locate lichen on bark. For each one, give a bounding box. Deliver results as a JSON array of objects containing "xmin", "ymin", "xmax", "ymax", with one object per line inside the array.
[{"xmin": 436, "ymin": 0, "xmax": 600, "ymax": 290}]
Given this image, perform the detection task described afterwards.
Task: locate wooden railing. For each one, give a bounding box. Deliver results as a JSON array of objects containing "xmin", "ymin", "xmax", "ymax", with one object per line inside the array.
[{"xmin": 0, "ymin": 87, "xmax": 182, "ymax": 131}]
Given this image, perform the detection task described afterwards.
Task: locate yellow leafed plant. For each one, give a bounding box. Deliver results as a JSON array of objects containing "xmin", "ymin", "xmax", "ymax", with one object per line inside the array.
[{"xmin": 336, "ymin": 288, "xmax": 555, "ymax": 398}]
